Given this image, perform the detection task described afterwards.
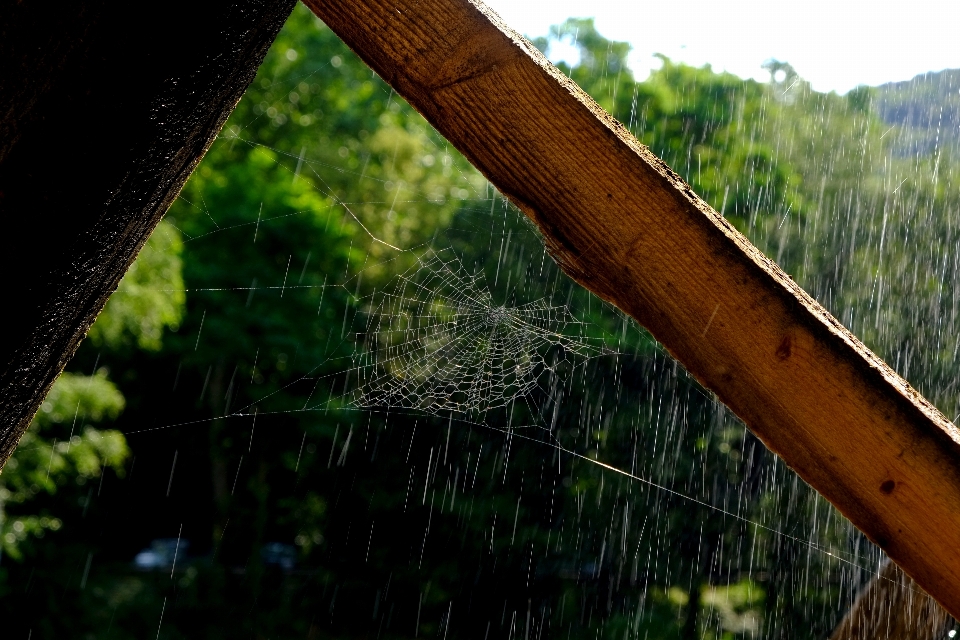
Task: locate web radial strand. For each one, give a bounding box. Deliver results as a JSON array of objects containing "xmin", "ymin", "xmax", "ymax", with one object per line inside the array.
[{"xmin": 352, "ymin": 251, "xmax": 606, "ymax": 415}]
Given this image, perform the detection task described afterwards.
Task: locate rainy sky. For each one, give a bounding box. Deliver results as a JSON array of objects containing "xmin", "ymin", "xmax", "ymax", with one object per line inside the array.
[{"xmin": 484, "ymin": 0, "xmax": 960, "ymax": 94}]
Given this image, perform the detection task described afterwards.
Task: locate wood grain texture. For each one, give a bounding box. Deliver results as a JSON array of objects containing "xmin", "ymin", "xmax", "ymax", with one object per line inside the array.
[
  {"xmin": 830, "ymin": 559, "xmax": 951, "ymax": 640},
  {"xmin": 0, "ymin": 0, "xmax": 296, "ymax": 463},
  {"xmin": 302, "ymin": 0, "xmax": 960, "ymax": 617}
]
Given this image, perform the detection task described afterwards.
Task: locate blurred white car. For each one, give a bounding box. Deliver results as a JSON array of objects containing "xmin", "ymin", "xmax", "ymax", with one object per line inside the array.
[{"xmin": 133, "ymin": 539, "xmax": 189, "ymax": 570}]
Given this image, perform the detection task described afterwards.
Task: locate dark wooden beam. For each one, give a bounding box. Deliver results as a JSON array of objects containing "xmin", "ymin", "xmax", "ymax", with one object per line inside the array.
[
  {"xmin": 302, "ymin": 0, "xmax": 960, "ymax": 617},
  {"xmin": 0, "ymin": 0, "xmax": 296, "ymax": 461}
]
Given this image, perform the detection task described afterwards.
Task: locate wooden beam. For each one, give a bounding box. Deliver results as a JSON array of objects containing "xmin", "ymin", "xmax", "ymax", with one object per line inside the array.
[
  {"xmin": 830, "ymin": 559, "xmax": 950, "ymax": 640},
  {"xmin": 0, "ymin": 0, "xmax": 296, "ymax": 460},
  {"xmin": 302, "ymin": 0, "xmax": 960, "ymax": 617}
]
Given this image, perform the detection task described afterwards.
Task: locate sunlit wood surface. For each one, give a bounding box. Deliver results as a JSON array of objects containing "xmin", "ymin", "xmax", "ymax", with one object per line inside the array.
[{"xmin": 303, "ymin": 0, "xmax": 960, "ymax": 618}]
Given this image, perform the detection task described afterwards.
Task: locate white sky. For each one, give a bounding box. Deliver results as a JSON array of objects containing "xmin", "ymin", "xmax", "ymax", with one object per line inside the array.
[{"xmin": 482, "ymin": 0, "xmax": 960, "ymax": 94}]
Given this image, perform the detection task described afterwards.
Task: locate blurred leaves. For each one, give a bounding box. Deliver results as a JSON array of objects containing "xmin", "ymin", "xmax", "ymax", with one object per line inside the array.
[
  {"xmin": 33, "ymin": 371, "xmax": 124, "ymax": 429},
  {"xmin": 88, "ymin": 220, "xmax": 185, "ymax": 352},
  {"xmin": 2, "ymin": 371, "xmax": 129, "ymax": 559}
]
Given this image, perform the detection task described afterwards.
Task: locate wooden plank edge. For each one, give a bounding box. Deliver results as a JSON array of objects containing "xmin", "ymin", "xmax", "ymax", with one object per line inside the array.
[
  {"xmin": 0, "ymin": 0, "xmax": 297, "ymax": 462},
  {"xmin": 830, "ymin": 559, "xmax": 951, "ymax": 640}
]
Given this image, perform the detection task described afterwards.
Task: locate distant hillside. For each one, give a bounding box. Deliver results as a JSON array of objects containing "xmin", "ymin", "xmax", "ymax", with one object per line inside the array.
[{"xmin": 872, "ymin": 69, "xmax": 960, "ymax": 157}]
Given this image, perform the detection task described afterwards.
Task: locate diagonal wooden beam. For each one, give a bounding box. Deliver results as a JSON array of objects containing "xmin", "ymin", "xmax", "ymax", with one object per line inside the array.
[
  {"xmin": 0, "ymin": 0, "xmax": 296, "ymax": 458},
  {"xmin": 302, "ymin": 0, "xmax": 960, "ymax": 617}
]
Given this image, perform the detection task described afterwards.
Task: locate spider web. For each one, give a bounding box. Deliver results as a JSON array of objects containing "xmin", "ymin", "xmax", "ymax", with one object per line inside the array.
[{"xmin": 349, "ymin": 250, "xmax": 606, "ymax": 415}]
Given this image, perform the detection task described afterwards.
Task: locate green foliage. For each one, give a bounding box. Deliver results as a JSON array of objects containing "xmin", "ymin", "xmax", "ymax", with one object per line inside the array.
[
  {"xmin": 845, "ymin": 85, "xmax": 874, "ymax": 113},
  {"xmin": 534, "ymin": 18, "xmax": 638, "ymax": 119},
  {"xmin": 873, "ymin": 68, "xmax": 960, "ymax": 158},
  {"xmin": 88, "ymin": 220, "xmax": 185, "ymax": 352},
  {"xmin": 2, "ymin": 371, "xmax": 128, "ymax": 559},
  {"xmin": 221, "ymin": 5, "xmax": 476, "ymax": 267},
  {"xmin": 32, "ymin": 371, "xmax": 125, "ymax": 428}
]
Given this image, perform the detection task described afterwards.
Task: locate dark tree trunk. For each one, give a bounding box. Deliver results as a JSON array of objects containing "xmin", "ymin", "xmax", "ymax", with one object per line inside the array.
[{"xmin": 0, "ymin": 0, "xmax": 296, "ymax": 465}]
